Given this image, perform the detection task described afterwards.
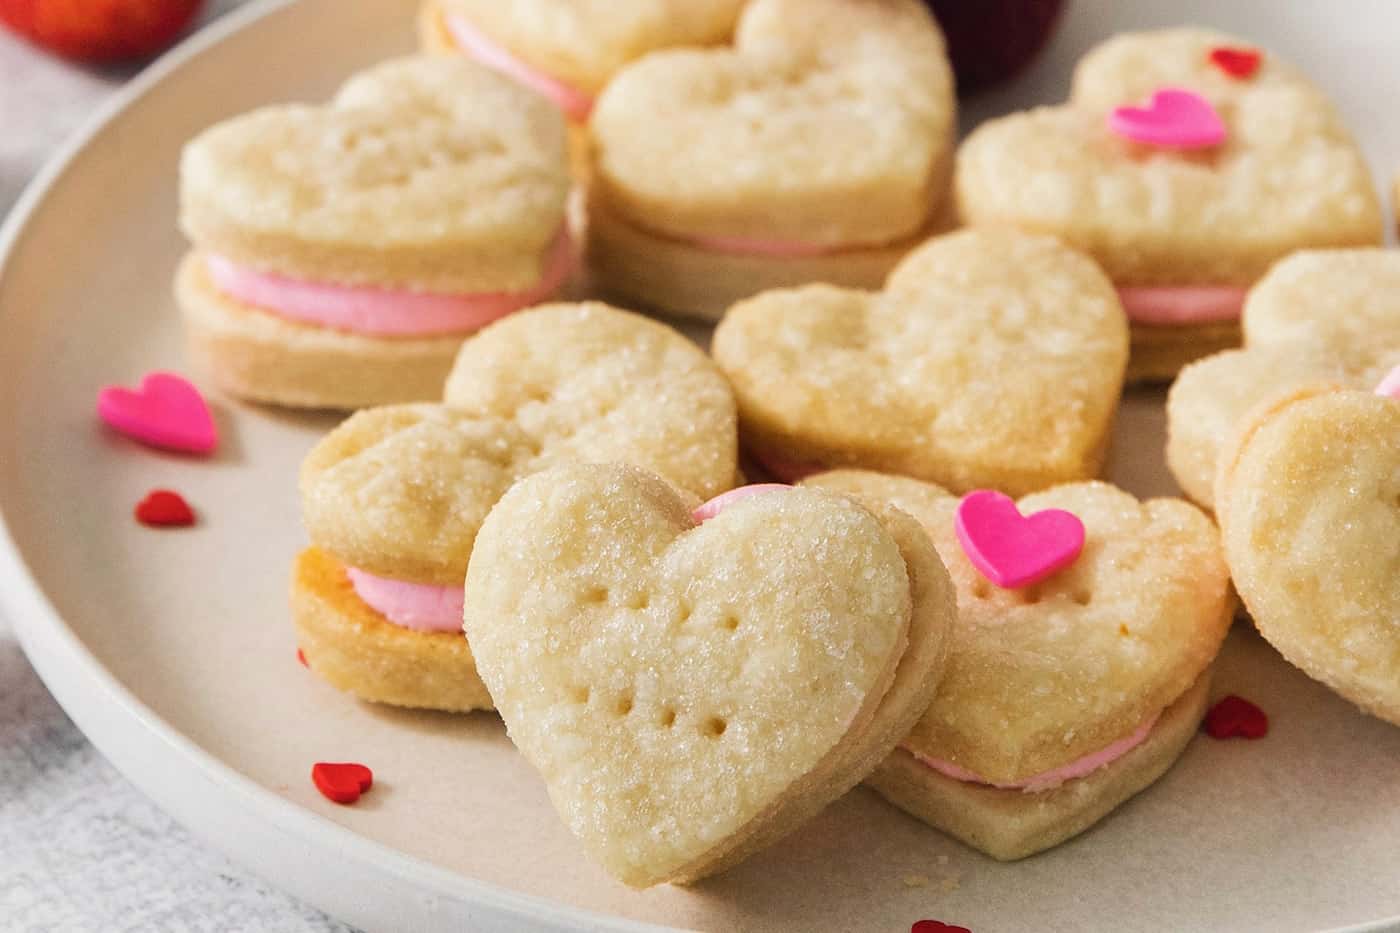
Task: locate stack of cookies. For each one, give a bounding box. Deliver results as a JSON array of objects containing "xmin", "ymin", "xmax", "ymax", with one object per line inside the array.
[{"xmin": 169, "ymin": 0, "xmax": 1399, "ymax": 890}]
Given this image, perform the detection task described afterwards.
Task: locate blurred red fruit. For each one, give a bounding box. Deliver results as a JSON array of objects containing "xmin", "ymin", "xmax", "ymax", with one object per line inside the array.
[
  {"xmin": 0, "ymin": 0, "xmax": 202, "ymax": 63},
  {"xmin": 927, "ymin": 0, "xmax": 1066, "ymax": 94}
]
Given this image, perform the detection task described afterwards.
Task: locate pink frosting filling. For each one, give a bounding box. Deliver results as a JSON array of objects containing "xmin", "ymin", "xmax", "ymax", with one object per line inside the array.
[
  {"xmin": 692, "ymin": 484, "xmax": 790, "ymax": 523},
  {"xmin": 346, "ymin": 567, "xmax": 464, "ymax": 633},
  {"xmin": 444, "ymin": 14, "xmax": 594, "ymax": 122},
  {"xmin": 205, "ymin": 229, "xmax": 573, "ymax": 337},
  {"xmin": 1376, "ymin": 364, "xmax": 1400, "ymax": 400},
  {"xmin": 1117, "ymin": 285, "xmax": 1248, "ymax": 325},
  {"xmin": 906, "ymin": 712, "xmax": 1161, "ymax": 794}
]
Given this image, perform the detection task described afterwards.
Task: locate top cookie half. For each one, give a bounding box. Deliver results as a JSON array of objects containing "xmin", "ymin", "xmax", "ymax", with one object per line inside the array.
[{"xmin": 180, "ymin": 55, "xmax": 570, "ymax": 293}]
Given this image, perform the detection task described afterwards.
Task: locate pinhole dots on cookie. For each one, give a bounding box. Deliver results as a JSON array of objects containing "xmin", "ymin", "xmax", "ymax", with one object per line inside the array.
[
  {"xmin": 720, "ymin": 613, "xmax": 739, "ymax": 632},
  {"xmin": 971, "ymin": 579, "xmax": 992, "ymax": 600},
  {"xmin": 659, "ymin": 707, "xmax": 677, "ymax": 729},
  {"xmin": 581, "ymin": 585, "xmax": 609, "ymax": 605},
  {"xmin": 624, "ymin": 590, "xmax": 651, "ymax": 610},
  {"xmin": 701, "ymin": 716, "xmax": 728, "ymax": 739},
  {"xmin": 569, "ymin": 685, "xmax": 591, "ymax": 705},
  {"xmin": 614, "ymin": 693, "xmax": 634, "ymax": 717},
  {"xmin": 1072, "ymin": 589, "xmax": 1093, "ymax": 606}
]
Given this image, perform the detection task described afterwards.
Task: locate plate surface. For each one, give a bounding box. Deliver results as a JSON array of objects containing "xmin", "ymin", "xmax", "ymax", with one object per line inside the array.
[{"xmin": 2, "ymin": 1, "xmax": 1399, "ymax": 931}]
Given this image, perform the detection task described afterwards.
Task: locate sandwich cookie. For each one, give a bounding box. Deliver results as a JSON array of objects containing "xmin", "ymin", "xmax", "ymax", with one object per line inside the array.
[
  {"xmin": 293, "ymin": 302, "xmax": 739, "ymax": 711},
  {"xmin": 178, "ymin": 56, "xmax": 571, "ymax": 409},
  {"xmin": 956, "ymin": 29, "xmax": 1382, "ymax": 381},
  {"xmin": 1167, "ymin": 249, "xmax": 1400, "ymax": 509},
  {"xmin": 587, "ymin": 0, "xmax": 956, "ymax": 320},
  {"xmin": 463, "ymin": 464, "xmax": 956, "ymax": 886},
  {"xmin": 419, "ymin": 1, "xmax": 743, "ymax": 128},
  {"xmin": 804, "ymin": 470, "xmax": 1233, "ymax": 860},
  {"xmin": 1216, "ymin": 382, "xmax": 1400, "ymax": 726}
]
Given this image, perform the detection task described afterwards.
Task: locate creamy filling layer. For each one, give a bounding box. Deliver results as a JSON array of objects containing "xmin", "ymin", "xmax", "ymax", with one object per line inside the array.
[
  {"xmin": 205, "ymin": 229, "xmax": 573, "ymax": 337},
  {"xmin": 1117, "ymin": 286, "xmax": 1247, "ymax": 326},
  {"xmin": 443, "ymin": 13, "xmax": 594, "ymax": 122},
  {"xmin": 1376, "ymin": 364, "xmax": 1400, "ymax": 399},
  {"xmin": 691, "ymin": 484, "xmax": 790, "ymax": 523},
  {"xmin": 346, "ymin": 567, "xmax": 464, "ymax": 633},
  {"xmin": 905, "ymin": 712, "xmax": 1160, "ymax": 794}
]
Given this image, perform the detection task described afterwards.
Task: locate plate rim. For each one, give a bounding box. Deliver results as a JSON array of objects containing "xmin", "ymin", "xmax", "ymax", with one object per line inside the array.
[
  {"xmin": 0, "ymin": 2, "xmax": 676, "ymax": 930},
  {"xmin": 0, "ymin": 2, "xmax": 1396, "ymax": 932}
]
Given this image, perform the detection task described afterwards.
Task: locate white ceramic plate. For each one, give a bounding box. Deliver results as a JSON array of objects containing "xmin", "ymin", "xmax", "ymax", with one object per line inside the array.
[{"xmin": 3, "ymin": 1, "xmax": 1399, "ymax": 930}]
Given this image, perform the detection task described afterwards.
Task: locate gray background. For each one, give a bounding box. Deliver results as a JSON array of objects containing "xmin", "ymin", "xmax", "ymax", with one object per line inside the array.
[{"xmin": 1, "ymin": 3, "xmax": 351, "ymax": 929}]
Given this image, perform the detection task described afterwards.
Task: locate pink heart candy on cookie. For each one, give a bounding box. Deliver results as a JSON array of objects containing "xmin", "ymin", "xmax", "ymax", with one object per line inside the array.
[
  {"xmin": 97, "ymin": 371, "xmax": 218, "ymax": 455},
  {"xmin": 954, "ymin": 490, "xmax": 1085, "ymax": 589},
  {"xmin": 1108, "ymin": 87, "xmax": 1226, "ymax": 149}
]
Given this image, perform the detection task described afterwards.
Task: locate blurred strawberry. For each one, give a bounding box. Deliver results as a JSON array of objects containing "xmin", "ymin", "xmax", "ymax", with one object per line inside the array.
[
  {"xmin": 927, "ymin": 0, "xmax": 1066, "ymax": 94},
  {"xmin": 0, "ymin": 0, "xmax": 203, "ymax": 64}
]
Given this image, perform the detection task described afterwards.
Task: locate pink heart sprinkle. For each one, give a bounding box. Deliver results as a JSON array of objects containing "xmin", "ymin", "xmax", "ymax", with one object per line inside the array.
[
  {"xmin": 1108, "ymin": 87, "xmax": 1226, "ymax": 150},
  {"xmin": 97, "ymin": 371, "xmax": 218, "ymax": 455},
  {"xmin": 692, "ymin": 484, "xmax": 790, "ymax": 524},
  {"xmin": 954, "ymin": 490, "xmax": 1085, "ymax": 589},
  {"xmin": 1375, "ymin": 364, "xmax": 1400, "ymax": 400}
]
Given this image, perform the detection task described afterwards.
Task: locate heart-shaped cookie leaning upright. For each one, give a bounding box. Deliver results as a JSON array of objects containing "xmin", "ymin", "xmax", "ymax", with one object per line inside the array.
[
  {"xmin": 464, "ymin": 465, "xmax": 956, "ymax": 887},
  {"xmin": 1216, "ymin": 383, "xmax": 1400, "ymax": 726},
  {"xmin": 178, "ymin": 56, "xmax": 571, "ymax": 409},
  {"xmin": 804, "ymin": 471, "xmax": 1233, "ymax": 860},
  {"xmin": 956, "ymin": 28, "xmax": 1382, "ymax": 382},
  {"xmin": 587, "ymin": 0, "xmax": 955, "ymax": 321},
  {"xmin": 293, "ymin": 303, "xmax": 738, "ymax": 712},
  {"xmin": 712, "ymin": 228, "xmax": 1129, "ymax": 496},
  {"xmin": 1167, "ymin": 249, "xmax": 1400, "ymax": 509}
]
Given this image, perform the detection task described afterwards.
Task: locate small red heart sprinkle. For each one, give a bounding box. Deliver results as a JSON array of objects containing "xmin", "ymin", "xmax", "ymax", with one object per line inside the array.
[
  {"xmin": 312, "ymin": 762, "xmax": 373, "ymax": 805},
  {"xmin": 134, "ymin": 489, "xmax": 195, "ymax": 527},
  {"xmin": 1209, "ymin": 46, "xmax": 1262, "ymax": 79},
  {"xmin": 912, "ymin": 922, "xmax": 972, "ymax": 933},
  {"xmin": 296, "ymin": 648, "xmax": 308, "ymax": 668},
  {"xmin": 1203, "ymin": 695, "xmax": 1268, "ymax": 739}
]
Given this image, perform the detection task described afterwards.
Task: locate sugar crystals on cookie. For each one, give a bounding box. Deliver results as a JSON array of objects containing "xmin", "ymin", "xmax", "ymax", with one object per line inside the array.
[
  {"xmin": 1216, "ymin": 384, "xmax": 1400, "ymax": 726},
  {"xmin": 463, "ymin": 464, "xmax": 956, "ymax": 886}
]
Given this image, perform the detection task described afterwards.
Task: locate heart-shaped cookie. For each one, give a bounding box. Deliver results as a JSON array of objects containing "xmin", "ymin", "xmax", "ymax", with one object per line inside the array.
[
  {"xmin": 1216, "ymin": 385, "xmax": 1400, "ymax": 725},
  {"xmin": 586, "ymin": 0, "xmax": 956, "ymax": 319},
  {"xmin": 956, "ymin": 28, "xmax": 1382, "ymax": 380},
  {"xmin": 293, "ymin": 302, "xmax": 738, "ymax": 711},
  {"xmin": 1167, "ymin": 249, "xmax": 1400, "ymax": 508},
  {"xmin": 420, "ymin": 0, "xmax": 746, "ymax": 116},
  {"xmin": 803, "ymin": 470, "xmax": 1233, "ymax": 859},
  {"xmin": 182, "ymin": 55, "xmax": 567, "ymax": 293},
  {"xmin": 463, "ymin": 464, "xmax": 955, "ymax": 886},
  {"xmin": 711, "ymin": 229, "xmax": 1128, "ymax": 497},
  {"xmin": 178, "ymin": 56, "xmax": 571, "ymax": 408}
]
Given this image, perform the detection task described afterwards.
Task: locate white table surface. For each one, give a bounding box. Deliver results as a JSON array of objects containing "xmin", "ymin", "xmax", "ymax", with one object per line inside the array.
[{"xmin": 0, "ymin": 4, "xmax": 351, "ymax": 929}]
